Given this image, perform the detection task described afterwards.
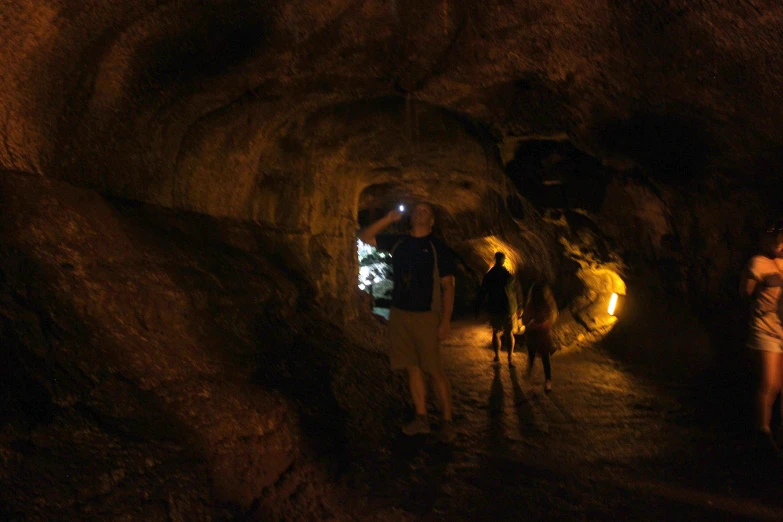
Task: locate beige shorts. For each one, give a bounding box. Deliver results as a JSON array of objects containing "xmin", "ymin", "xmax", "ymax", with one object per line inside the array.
[
  {"xmin": 388, "ymin": 307, "xmax": 442, "ymax": 373},
  {"xmin": 748, "ymin": 332, "xmax": 783, "ymax": 353}
]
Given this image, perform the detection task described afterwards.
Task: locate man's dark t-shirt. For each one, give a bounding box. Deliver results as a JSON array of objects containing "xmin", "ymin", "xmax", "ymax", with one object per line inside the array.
[
  {"xmin": 376, "ymin": 234, "xmax": 456, "ymax": 312},
  {"xmin": 480, "ymin": 265, "xmax": 512, "ymax": 315}
]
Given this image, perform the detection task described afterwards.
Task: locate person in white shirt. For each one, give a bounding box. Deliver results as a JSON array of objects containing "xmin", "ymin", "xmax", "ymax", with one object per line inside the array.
[{"xmin": 740, "ymin": 219, "xmax": 783, "ymax": 456}]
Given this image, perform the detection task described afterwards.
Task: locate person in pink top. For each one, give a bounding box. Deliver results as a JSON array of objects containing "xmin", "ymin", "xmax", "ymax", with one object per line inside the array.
[
  {"xmin": 523, "ymin": 282, "xmax": 558, "ymax": 392},
  {"xmin": 740, "ymin": 220, "xmax": 783, "ymax": 456}
]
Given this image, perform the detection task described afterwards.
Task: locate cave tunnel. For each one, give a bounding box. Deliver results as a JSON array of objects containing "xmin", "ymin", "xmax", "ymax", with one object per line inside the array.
[{"xmin": 3, "ymin": 1, "xmax": 783, "ymax": 521}]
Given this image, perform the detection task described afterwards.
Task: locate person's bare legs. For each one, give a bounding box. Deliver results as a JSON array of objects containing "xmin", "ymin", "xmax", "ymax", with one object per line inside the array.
[
  {"xmin": 430, "ymin": 370, "xmax": 453, "ymax": 421},
  {"xmin": 491, "ymin": 327, "xmax": 500, "ymax": 361},
  {"xmin": 779, "ymin": 355, "xmax": 783, "ymax": 434},
  {"xmin": 542, "ymin": 352, "xmax": 552, "ymax": 391},
  {"xmin": 401, "ymin": 365, "xmax": 430, "ymax": 435},
  {"xmin": 752, "ymin": 350, "xmax": 783, "ymax": 455},
  {"xmin": 756, "ymin": 351, "xmax": 783, "ymax": 433},
  {"xmin": 407, "ymin": 366, "xmax": 427, "ymax": 416},
  {"xmin": 502, "ymin": 322, "xmax": 514, "ymax": 366},
  {"xmin": 526, "ymin": 344, "xmax": 537, "ymax": 379}
]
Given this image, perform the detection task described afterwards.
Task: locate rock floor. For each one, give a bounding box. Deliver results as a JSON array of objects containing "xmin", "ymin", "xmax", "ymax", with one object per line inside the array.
[{"xmin": 347, "ymin": 319, "xmax": 783, "ymax": 521}]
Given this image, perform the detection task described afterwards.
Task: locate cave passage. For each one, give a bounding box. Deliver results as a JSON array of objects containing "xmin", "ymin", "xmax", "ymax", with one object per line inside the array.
[
  {"xmin": 357, "ymin": 238, "xmax": 394, "ymax": 319},
  {"xmin": 4, "ymin": 1, "xmax": 783, "ymax": 520}
]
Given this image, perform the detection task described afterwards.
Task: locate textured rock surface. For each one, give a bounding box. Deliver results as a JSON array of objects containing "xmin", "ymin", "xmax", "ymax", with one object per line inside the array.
[
  {"xmin": 2, "ymin": 1, "xmax": 781, "ymax": 316},
  {"xmin": 0, "ymin": 172, "xmax": 406, "ymax": 520},
  {"xmin": 2, "ymin": 0, "xmax": 783, "ymax": 519}
]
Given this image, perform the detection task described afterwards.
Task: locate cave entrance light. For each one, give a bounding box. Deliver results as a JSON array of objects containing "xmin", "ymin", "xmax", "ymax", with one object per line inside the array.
[
  {"xmin": 608, "ymin": 292, "xmax": 627, "ymax": 316},
  {"xmin": 357, "ymin": 239, "xmax": 394, "ymax": 318},
  {"xmin": 608, "ymin": 293, "xmax": 618, "ymax": 315},
  {"xmin": 569, "ymin": 268, "xmax": 626, "ymax": 347}
]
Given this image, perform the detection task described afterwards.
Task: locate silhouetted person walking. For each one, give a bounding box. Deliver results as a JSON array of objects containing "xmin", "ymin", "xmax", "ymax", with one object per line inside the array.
[
  {"xmin": 358, "ymin": 202, "xmax": 457, "ymax": 443},
  {"xmin": 476, "ymin": 252, "xmax": 518, "ymax": 366},
  {"xmin": 523, "ymin": 282, "xmax": 558, "ymax": 392}
]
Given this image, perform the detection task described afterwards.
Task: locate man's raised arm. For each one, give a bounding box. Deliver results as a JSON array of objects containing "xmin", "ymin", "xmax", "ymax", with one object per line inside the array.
[{"xmin": 357, "ymin": 209, "xmax": 402, "ymax": 247}]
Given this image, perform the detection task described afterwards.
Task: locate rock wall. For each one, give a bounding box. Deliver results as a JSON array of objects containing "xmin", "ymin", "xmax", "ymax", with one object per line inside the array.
[
  {"xmin": 3, "ymin": 1, "xmax": 783, "ymax": 518},
  {"xmin": 0, "ymin": 172, "xmax": 408, "ymax": 519},
  {"xmin": 3, "ymin": 1, "xmax": 782, "ymax": 320}
]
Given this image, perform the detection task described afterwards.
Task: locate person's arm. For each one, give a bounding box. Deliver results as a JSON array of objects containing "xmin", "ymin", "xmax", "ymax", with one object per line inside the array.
[
  {"xmin": 522, "ymin": 303, "xmax": 539, "ymax": 327},
  {"xmin": 740, "ymin": 268, "xmax": 757, "ymax": 298},
  {"xmin": 740, "ymin": 259, "xmax": 763, "ymax": 299},
  {"xmin": 439, "ymin": 274, "xmax": 456, "ymax": 341},
  {"xmin": 357, "ymin": 209, "xmax": 402, "ymax": 246}
]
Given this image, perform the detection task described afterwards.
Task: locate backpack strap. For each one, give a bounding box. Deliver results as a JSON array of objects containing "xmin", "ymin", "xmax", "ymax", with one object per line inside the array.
[
  {"xmin": 390, "ymin": 237, "xmax": 406, "ymax": 256},
  {"xmin": 430, "ymin": 240, "xmax": 442, "ymax": 315}
]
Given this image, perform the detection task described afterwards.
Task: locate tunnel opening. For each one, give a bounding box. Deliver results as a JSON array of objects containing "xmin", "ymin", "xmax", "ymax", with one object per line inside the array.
[
  {"xmin": 357, "ymin": 238, "xmax": 394, "ymax": 319},
  {"xmin": 500, "ymin": 138, "xmax": 631, "ymax": 353}
]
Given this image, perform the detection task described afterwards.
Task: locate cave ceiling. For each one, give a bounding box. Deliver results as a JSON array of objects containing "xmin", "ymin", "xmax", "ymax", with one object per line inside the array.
[{"xmin": 2, "ymin": 0, "xmax": 782, "ymax": 222}]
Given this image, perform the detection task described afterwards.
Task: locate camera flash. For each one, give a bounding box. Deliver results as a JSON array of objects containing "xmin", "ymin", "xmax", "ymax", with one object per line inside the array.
[{"xmin": 399, "ymin": 204, "xmax": 405, "ymax": 212}]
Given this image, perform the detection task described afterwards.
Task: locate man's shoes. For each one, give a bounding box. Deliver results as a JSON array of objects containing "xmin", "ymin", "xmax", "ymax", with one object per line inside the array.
[
  {"xmin": 493, "ymin": 354, "xmax": 500, "ymax": 363},
  {"xmin": 508, "ymin": 355, "xmax": 515, "ymax": 368},
  {"xmin": 402, "ymin": 415, "xmax": 430, "ymax": 435},
  {"xmin": 437, "ymin": 420, "xmax": 456, "ymax": 443},
  {"xmin": 544, "ymin": 380, "xmax": 552, "ymax": 392}
]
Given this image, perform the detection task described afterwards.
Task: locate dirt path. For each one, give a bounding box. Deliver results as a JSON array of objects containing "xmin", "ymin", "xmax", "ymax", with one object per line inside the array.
[{"xmin": 355, "ymin": 319, "xmax": 783, "ymax": 521}]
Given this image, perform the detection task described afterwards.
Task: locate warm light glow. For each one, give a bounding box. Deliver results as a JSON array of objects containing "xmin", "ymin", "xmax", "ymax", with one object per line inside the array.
[
  {"xmin": 608, "ymin": 293, "xmax": 618, "ymax": 316},
  {"xmin": 466, "ymin": 236, "xmax": 521, "ymax": 274}
]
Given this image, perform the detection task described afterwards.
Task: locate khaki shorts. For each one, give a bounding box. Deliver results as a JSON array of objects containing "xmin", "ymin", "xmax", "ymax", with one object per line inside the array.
[
  {"xmin": 748, "ymin": 332, "xmax": 783, "ymax": 353},
  {"xmin": 388, "ymin": 307, "xmax": 442, "ymax": 373}
]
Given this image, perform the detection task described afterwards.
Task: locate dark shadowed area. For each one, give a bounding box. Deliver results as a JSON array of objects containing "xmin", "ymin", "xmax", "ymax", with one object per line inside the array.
[{"xmin": 2, "ymin": 1, "xmax": 783, "ymax": 520}]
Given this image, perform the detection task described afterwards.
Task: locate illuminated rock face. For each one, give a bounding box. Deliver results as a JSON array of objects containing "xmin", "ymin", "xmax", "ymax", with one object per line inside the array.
[
  {"xmin": 1, "ymin": 0, "xmax": 782, "ymax": 518},
  {"xmin": 2, "ymin": 0, "xmax": 781, "ymax": 312}
]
